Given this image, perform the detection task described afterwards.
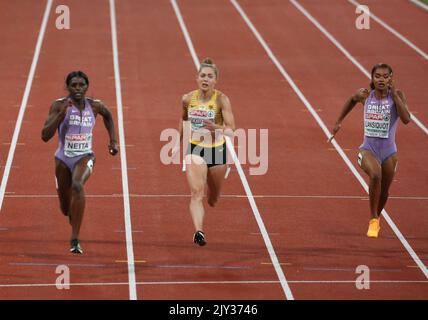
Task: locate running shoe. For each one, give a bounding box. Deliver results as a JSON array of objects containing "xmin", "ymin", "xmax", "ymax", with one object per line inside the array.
[
  {"xmin": 367, "ymin": 218, "xmax": 380, "ymax": 238},
  {"xmin": 193, "ymin": 231, "xmax": 207, "ymax": 246},
  {"xmin": 70, "ymin": 239, "xmax": 83, "ymax": 254}
]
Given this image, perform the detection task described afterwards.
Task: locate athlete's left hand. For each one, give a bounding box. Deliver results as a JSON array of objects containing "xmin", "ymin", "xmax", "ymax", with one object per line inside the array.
[
  {"xmin": 388, "ymin": 79, "xmax": 397, "ymax": 95},
  {"xmin": 108, "ymin": 141, "xmax": 118, "ymax": 155}
]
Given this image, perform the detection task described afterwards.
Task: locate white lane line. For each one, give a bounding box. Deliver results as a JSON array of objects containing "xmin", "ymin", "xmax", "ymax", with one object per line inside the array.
[
  {"xmin": 0, "ymin": 279, "xmax": 426, "ymax": 288},
  {"xmin": 348, "ymin": 0, "xmax": 428, "ymax": 61},
  {"xmin": 303, "ymin": 267, "xmax": 401, "ymax": 273},
  {"xmin": 10, "ymin": 262, "xmax": 107, "ymax": 268},
  {"xmin": 150, "ymin": 264, "xmax": 252, "ymax": 270},
  {"xmin": 170, "ymin": 0, "xmax": 294, "ymax": 300},
  {"xmin": 0, "ymin": 0, "xmax": 53, "ymax": 213},
  {"xmin": 291, "ymin": 0, "xmax": 428, "ymax": 136},
  {"xmin": 231, "ymin": 0, "xmax": 428, "ymax": 279},
  {"xmin": 109, "ymin": 0, "xmax": 137, "ymax": 300},
  {"xmin": 9, "ymin": 262, "xmax": 251, "ymax": 270},
  {"xmin": 409, "ymin": 0, "xmax": 428, "ymax": 11},
  {"xmin": 4, "ymin": 194, "xmax": 428, "ymax": 200},
  {"xmin": 290, "ymin": 0, "xmax": 369, "ymax": 78}
]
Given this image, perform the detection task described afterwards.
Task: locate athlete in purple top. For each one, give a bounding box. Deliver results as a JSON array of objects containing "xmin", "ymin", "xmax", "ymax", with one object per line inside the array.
[
  {"xmin": 42, "ymin": 71, "xmax": 118, "ymax": 254},
  {"xmin": 330, "ymin": 63, "xmax": 411, "ymax": 238}
]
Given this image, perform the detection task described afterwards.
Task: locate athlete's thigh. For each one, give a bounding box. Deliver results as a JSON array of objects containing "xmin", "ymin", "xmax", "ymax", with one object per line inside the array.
[
  {"xmin": 207, "ymin": 164, "xmax": 227, "ymax": 190},
  {"xmin": 185, "ymin": 154, "xmax": 207, "ymax": 191},
  {"xmin": 55, "ymin": 159, "xmax": 72, "ymax": 191},
  {"xmin": 359, "ymin": 150, "xmax": 382, "ymax": 178},
  {"xmin": 72, "ymin": 156, "xmax": 95, "ymax": 185},
  {"xmin": 381, "ymin": 154, "xmax": 397, "ymax": 192}
]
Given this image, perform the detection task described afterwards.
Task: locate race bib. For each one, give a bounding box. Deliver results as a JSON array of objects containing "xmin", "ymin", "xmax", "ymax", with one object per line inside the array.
[
  {"xmin": 364, "ymin": 104, "xmax": 391, "ymax": 138},
  {"xmin": 64, "ymin": 133, "xmax": 92, "ymax": 157},
  {"xmin": 188, "ymin": 108, "xmax": 215, "ymax": 131}
]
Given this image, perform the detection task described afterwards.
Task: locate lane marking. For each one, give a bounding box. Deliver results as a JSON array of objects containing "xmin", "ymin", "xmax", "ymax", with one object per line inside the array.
[
  {"xmin": 409, "ymin": 0, "xmax": 428, "ymax": 11},
  {"xmin": 4, "ymin": 194, "xmax": 428, "ymax": 200},
  {"xmin": 109, "ymin": 0, "xmax": 137, "ymax": 300},
  {"xmin": 251, "ymin": 232, "xmax": 280, "ymax": 236},
  {"xmin": 0, "ymin": 0, "xmax": 53, "ymax": 213},
  {"xmin": 231, "ymin": 0, "xmax": 428, "ymax": 279},
  {"xmin": 408, "ymin": 265, "xmax": 428, "ymax": 268},
  {"xmin": 261, "ymin": 262, "xmax": 292, "ymax": 266},
  {"xmin": 10, "ymin": 262, "xmax": 107, "ymax": 268},
  {"xmin": 291, "ymin": 0, "xmax": 428, "ymax": 136},
  {"xmin": 151, "ymin": 264, "xmax": 252, "ymax": 270},
  {"xmin": 171, "ymin": 0, "xmax": 294, "ymax": 300},
  {"xmin": 328, "ymin": 148, "xmax": 351, "ymax": 151},
  {"xmin": 348, "ymin": 0, "xmax": 428, "ymax": 61},
  {"xmin": 0, "ymin": 279, "xmax": 426, "ymax": 288},
  {"xmin": 303, "ymin": 267, "xmax": 401, "ymax": 273},
  {"xmin": 2, "ymin": 143, "xmax": 26, "ymax": 146}
]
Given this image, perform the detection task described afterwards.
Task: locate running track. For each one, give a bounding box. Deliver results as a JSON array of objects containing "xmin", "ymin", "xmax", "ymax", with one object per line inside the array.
[{"xmin": 0, "ymin": 0, "xmax": 426, "ymax": 300}]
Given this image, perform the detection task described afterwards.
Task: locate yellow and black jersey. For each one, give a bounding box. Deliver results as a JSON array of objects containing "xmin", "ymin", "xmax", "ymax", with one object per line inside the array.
[{"xmin": 187, "ymin": 89, "xmax": 224, "ymax": 147}]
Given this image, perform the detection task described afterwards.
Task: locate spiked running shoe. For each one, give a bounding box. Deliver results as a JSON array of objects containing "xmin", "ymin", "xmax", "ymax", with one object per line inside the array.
[
  {"xmin": 193, "ymin": 231, "xmax": 207, "ymax": 246},
  {"xmin": 367, "ymin": 218, "xmax": 380, "ymax": 238},
  {"xmin": 70, "ymin": 239, "xmax": 83, "ymax": 254}
]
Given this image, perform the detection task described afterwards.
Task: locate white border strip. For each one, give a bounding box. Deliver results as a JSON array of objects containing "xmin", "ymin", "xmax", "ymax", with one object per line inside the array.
[
  {"xmin": 170, "ymin": 0, "xmax": 294, "ymax": 300},
  {"xmin": 109, "ymin": 0, "xmax": 137, "ymax": 300},
  {"xmin": 290, "ymin": 0, "xmax": 428, "ymax": 136},
  {"xmin": 0, "ymin": 0, "xmax": 53, "ymax": 212},
  {"xmin": 409, "ymin": 0, "xmax": 428, "ymax": 11},
  {"xmin": 0, "ymin": 279, "xmax": 426, "ymax": 288},
  {"xmin": 3, "ymin": 194, "xmax": 428, "ymax": 200},
  {"xmin": 231, "ymin": 0, "xmax": 428, "ymax": 279},
  {"xmin": 348, "ymin": 0, "xmax": 428, "ymax": 61}
]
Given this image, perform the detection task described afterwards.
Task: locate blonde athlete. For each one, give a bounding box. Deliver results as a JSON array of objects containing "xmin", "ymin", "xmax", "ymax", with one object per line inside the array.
[{"xmin": 175, "ymin": 58, "xmax": 236, "ymax": 246}]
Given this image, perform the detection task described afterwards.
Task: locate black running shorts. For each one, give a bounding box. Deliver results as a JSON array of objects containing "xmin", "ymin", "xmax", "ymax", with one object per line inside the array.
[{"xmin": 186, "ymin": 142, "xmax": 227, "ymax": 168}]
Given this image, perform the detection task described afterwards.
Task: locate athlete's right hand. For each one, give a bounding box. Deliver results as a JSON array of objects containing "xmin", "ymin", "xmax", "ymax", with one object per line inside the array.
[
  {"xmin": 57, "ymin": 98, "xmax": 72, "ymax": 118},
  {"xmin": 328, "ymin": 122, "xmax": 342, "ymax": 143},
  {"xmin": 108, "ymin": 140, "xmax": 119, "ymax": 156}
]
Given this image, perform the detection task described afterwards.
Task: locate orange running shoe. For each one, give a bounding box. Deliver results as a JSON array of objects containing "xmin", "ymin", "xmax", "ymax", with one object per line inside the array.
[{"xmin": 367, "ymin": 218, "xmax": 380, "ymax": 238}]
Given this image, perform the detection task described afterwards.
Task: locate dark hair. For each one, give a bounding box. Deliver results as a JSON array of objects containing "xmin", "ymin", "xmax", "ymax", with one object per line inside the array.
[
  {"xmin": 65, "ymin": 71, "xmax": 89, "ymax": 87},
  {"xmin": 198, "ymin": 58, "xmax": 219, "ymax": 79},
  {"xmin": 370, "ymin": 63, "xmax": 393, "ymax": 90}
]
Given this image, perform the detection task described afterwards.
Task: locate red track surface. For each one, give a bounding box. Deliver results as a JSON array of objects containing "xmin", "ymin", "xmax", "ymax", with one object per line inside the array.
[{"xmin": 0, "ymin": 0, "xmax": 426, "ymax": 300}]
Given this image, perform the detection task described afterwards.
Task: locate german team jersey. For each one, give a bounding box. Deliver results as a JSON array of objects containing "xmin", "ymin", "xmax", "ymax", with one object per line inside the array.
[{"xmin": 187, "ymin": 90, "xmax": 224, "ymax": 147}]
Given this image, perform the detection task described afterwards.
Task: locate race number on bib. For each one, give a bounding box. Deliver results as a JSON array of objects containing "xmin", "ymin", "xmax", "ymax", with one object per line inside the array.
[
  {"xmin": 188, "ymin": 108, "xmax": 215, "ymax": 131},
  {"xmin": 364, "ymin": 110, "xmax": 391, "ymax": 138},
  {"xmin": 64, "ymin": 133, "xmax": 92, "ymax": 157}
]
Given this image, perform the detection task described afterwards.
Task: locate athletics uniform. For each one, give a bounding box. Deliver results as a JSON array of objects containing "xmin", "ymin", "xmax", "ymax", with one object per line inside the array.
[
  {"xmin": 186, "ymin": 90, "xmax": 226, "ymax": 167},
  {"xmin": 359, "ymin": 90, "xmax": 398, "ymax": 164},
  {"xmin": 55, "ymin": 98, "xmax": 96, "ymax": 171}
]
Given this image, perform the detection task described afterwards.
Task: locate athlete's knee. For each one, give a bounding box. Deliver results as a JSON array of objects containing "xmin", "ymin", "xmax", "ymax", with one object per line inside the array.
[
  {"xmin": 369, "ymin": 171, "xmax": 382, "ymax": 182},
  {"xmin": 190, "ymin": 186, "xmax": 204, "ymax": 201},
  {"xmin": 71, "ymin": 181, "xmax": 84, "ymax": 195}
]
